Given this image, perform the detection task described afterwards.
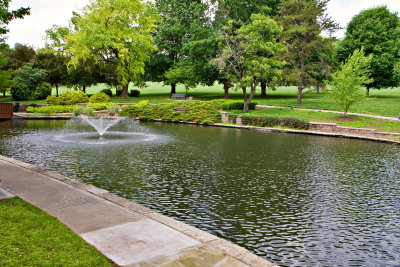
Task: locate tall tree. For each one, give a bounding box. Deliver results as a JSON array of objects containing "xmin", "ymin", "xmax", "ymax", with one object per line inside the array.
[
  {"xmin": 215, "ymin": 14, "xmax": 286, "ymax": 112},
  {"xmin": 150, "ymin": 0, "xmax": 209, "ymax": 94},
  {"xmin": 3, "ymin": 44, "xmax": 35, "ymax": 70},
  {"xmin": 0, "ymin": 0, "xmax": 30, "ymax": 42},
  {"xmin": 277, "ymin": 0, "xmax": 339, "ymax": 104},
  {"xmin": 67, "ymin": 0, "xmax": 159, "ymax": 97},
  {"xmin": 337, "ymin": 6, "xmax": 400, "ymax": 96},
  {"xmin": 328, "ymin": 48, "xmax": 372, "ymax": 117},
  {"xmin": 0, "ymin": 53, "xmax": 12, "ymax": 96},
  {"xmin": 35, "ymin": 52, "xmax": 67, "ymax": 97}
]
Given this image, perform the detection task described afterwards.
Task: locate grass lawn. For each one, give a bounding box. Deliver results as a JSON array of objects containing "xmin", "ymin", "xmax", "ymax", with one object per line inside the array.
[
  {"xmin": 1, "ymin": 82, "xmax": 400, "ymax": 117},
  {"xmin": 231, "ymin": 108, "xmax": 400, "ymax": 133},
  {"xmin": 0, "ymin": 197, "xmax": 112, "ymax": 266}
]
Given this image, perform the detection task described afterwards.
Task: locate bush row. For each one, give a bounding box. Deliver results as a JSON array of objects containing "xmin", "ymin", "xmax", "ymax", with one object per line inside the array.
[
  {"xmin": 27, "ymin": 103, "xmax": 114, "ymax": 114},
  {"xmin": 120, "ymin": 100, "xmax": 225, "ymax": 124},
  {"xmin": 229, "ymin": 114, "xmax": 309, "ymax": 129},
  {"xmin": 222, "ymin": 100, "xmax": 257, "ymax": 111}
]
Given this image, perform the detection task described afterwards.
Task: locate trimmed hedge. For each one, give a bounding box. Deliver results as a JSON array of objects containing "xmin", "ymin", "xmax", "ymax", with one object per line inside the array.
[
  {"xmin": 221, "ymin": 100, "xmax": 257, "ymax": 111},
  {"xmin": 89, "ymin": 92, "xmax": 110, "ymax": 103},
  {"xmin": 120, "ymin": 100, "xmax": 225, "ymax": 124},
  {"xmin": 100, "ymin": 88, "xmax": 113, "ymax": 97},
  {"xmin": 229, "ymin": 114, "xmax": 309, "ymax": 129},
  {"xmin": 85, "ymin": 102, "xmax": 113, "ymax": 110},
  {"xmin": 26, "ymin": 105, "xmax": 79, "ymax": 115},
  {"xmin": 47, "ymin": 91, "xmax": 89, "ymax": 105},
  {"xmin": 129, "ymin": 89, "xmax": 140, "ymax": 97}
]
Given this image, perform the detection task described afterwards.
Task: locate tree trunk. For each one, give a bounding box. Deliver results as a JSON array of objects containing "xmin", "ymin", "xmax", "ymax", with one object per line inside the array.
[
  {"xmin": 82, "ymin": 85, "xmax": 86, "ymax": 94},
  {"xmin": 223, "ymin": 81, "xmax": 230, "ymax": 99},
  {"xmin": 366, "ymin": 87, "xmax": 370, "ymax": 97},
  {"xmin": 316, "ymin": 86, "xmax": 320, "ymax": 94},
  {"xmin": 260, "ymin": 81, "xmax": 267, "ymax": 98},
  {"xmin": 3, "ymin": 91, "xmax": 5, "ymax": 97},
  {"xmin": 297, "ymin": 85, "xmax": 302, "ymax": 105},
  {"xmin": 56, "ymin": 84, "xmax": 59, "ymax": 97},
  {"xmin": 120, "ymin": 83, "xmax": 129, "ymax": 97},
  {"xmin": 170, "ymin": 83, "xmax": 176, "ymax": 94}
]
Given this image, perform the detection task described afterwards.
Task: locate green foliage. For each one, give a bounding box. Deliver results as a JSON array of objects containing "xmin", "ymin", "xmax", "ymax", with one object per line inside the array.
[
  {"xmin": 107, "ymin": 104, "xmax": 120, "ymax": 116},
  {"xmin": 0, "ymin": 1, "xmax": 30, "ymax": 40},
  {"xmin": 222, "ymin": 100, "xmax": 257, "ymax": 111},
  {"xmin": 26, "ymin": 105, "xmax": 79, "ymax": 114},
  {"xmin": 230, "ymin": 114, "xmax": 309, "ymax": 129},
  {"xmin": 66, "ymin": 0, "xmax": 159, "ymax": 96},
  {"xmin": 337, "ymin": 6, "xmax": 400, "ymax": 90},
  {"xmin": 215, "ymin": 14, "xmax": 286, "ymax": 111},
  {"xmin": 83, "ymin": 107, "xmax": 95, "ymax": 117},
  {"xmin": 328, "ymin": 48, "xmax": 373, "ymax": 116},
  {"xmin": 277, "ymin": 0, "xmax": 339, "ymax": 104},
  {"xmin": 57, "ymin": 91, "xmax": 89, "ymax": 105},
  {"xmin": 0, "ymin": 56, "xmax": 13, "ymax": 96},
  {"xmin": 3, "ymin": 44, "xmax": 35, "ymax": 70},
  {"xmin": 73, "ymin": 106, "xmax": 84, "ymax": 116},
  {"xmin": 115, "ymin": 87, "xmax": 122, "ymax": 97},
  {"xmin": 85, "ymin": 102, "xmax": 112, "ymax": 110},
  {"xmin": 100, "ymin": 88, "xmax": 113, "ymax": 97},
  {"xmin": 33, "ymin": 82, "xmax": 52, "ymax": 100},
  {"xmin": 46, "ymin": 95, "xmax": 61, "ymax": 105},
  {"xmin": 120, "ymin": 100, "xmax": 225, "ymax": 124},
  {"xmin": 89, "ymin": 92, "xmax": 110, "ymax": 103},
  {"xmin": 10, "ymin": 64, "xmax": 48, "ymax": 101},
  {"xmin": 0, "ymin": 197, "xmax": 112, "ymax": 266},
  {"xmin": 129, "ymin": 89, "xmax": 140, "ymax": 97}
]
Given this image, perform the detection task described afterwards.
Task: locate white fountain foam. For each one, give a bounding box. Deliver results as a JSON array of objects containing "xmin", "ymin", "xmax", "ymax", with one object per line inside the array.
[{"xmin": 78, "ymin": 116, "xmax": 123, "ymax": 136}]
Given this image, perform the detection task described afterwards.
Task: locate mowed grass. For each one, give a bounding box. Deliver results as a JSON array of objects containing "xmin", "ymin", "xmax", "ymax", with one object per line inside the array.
[
  {"xmin": 0, "ymin": 197, "xmax": 112, "ymax": 266},
  {"xmin": 232, "ymin": 107, "xmax": 400, "ymax": 133},
  {"xmin": 1, "ymin": 82, "xmax": 400, "ymax": 117}
]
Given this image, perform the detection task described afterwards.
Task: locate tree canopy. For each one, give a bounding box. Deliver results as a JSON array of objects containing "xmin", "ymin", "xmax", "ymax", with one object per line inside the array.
[
  {"xmin": 66, "ymin": 0, "xmax": 159, "ymax": 97},
  {"xmin": 0, "ymin": 0, "xmax": 30, "ymax": 41},
  {"xmin": 337, "ymin": 6, "xmax": 400, "ymax": 95}
]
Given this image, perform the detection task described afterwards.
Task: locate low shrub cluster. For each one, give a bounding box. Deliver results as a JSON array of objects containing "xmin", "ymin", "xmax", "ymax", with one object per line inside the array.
[
  {"xmin": 89, "ymin": 92, "xmax": 110, "ymax": 103},
  {"xmin": 129, "ymin": 89, "xmax": 140, "ymax": 97},
  {"xmin": 100, "ymin": 88, "xmax": 113, "ymax": 97},
  {"xmin": 85, "ymin": 102, "xmax": 113, "ymax": 110},
  {"xmin": 221, "ymin": 100, "xmax": 257, "ymax": 111},
  {"xmin": 107, "ymin": 104, "xmax": 120, "ymax": 116},
  {"xmin": 120, "ymin": 100, "xmax": 225, "ymax": 124},
  {"xmin": 229, "ymin": 114, "xmax": 309, "ymax": 129},
  {"xmin": 26, "ymin": 105, "xmax": 79, "ymax": 115},
  {"xmin": 46, "ymin": 91, "xmax": 89, "ymax": 105}
]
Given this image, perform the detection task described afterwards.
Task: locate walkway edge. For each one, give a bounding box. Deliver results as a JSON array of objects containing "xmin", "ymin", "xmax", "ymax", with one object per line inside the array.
[{"xmin": 0, "ymin": 155, "xmax": 276, "ymax": 267}]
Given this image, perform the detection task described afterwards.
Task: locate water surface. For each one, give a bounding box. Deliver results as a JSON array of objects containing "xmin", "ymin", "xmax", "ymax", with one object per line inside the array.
[{"xmin": 0, "ymin": 119, "xmax": 399, "ymax": 266}]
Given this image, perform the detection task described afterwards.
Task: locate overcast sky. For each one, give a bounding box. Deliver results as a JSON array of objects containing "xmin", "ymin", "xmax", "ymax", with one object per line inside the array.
[{"xmin": 5, "ymin": 0, "xmax": 400, "ymax": 49}]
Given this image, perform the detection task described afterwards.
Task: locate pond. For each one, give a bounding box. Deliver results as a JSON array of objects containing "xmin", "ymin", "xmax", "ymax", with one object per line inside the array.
[{"xmin": 0, "ymin": 119, "xmax": 399, "ymax": 266}]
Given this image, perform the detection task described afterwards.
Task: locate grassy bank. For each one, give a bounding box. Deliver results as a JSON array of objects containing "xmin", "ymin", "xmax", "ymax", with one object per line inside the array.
[
  {"xmin": 231, "ymin": 108, "xmax": 400, "ymax": 133},
  {"xmin": 0, "ymin": 197, "xmax": 112, "ymax": 266},
  {"xmin": 1, "ymin": 82, "xmax": 400, "ymax": 117}
]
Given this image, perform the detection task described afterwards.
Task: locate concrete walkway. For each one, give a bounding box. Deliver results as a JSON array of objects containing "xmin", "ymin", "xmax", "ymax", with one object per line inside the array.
[
  {"xmin": 0, "ymin": 156, "xmax": 275, "ymax": 267},
  {"xmin": 257, "ymin": 105, "xmax": 399, "ymax": 121}
]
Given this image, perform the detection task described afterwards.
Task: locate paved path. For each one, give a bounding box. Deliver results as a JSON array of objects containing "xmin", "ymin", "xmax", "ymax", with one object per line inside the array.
[
  {"xmin": 0, "ymin": 156, "xmax": 275, "ymax": 267},
  {"xmin": 257, "ymin": 105, "xmax": 399, "ymax": 121}
]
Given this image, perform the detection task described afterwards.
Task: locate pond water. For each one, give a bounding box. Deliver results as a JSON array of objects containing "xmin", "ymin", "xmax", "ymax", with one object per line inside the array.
[{"xmin": 1, "ymin": 119, "xmax": 399, "ymax": 266}]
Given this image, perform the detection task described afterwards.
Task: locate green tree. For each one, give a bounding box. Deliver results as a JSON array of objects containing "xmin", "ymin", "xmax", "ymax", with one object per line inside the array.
[
  {"xmin": 67, "ymin": 0, "xmax": 159, "ymax": 97},
  {"xmin": 215, "ymin": 14, "xmax": 286, "ymax": 112},
  {"xmin": 10, "ymin": 63, "xmax": 48, "ymax": 100},
  {"xmin": 0, "ymin": 0, "xmax": 30, "ymax": 42},
  {"xmin": 337, "ymin": 6, "xmax": 400, "ymax": 96},
  {"xmin": 328, "ymin": 48, "xmax": 372, "ymax": 117},
  {"xmin": 0, "ymin": 54, "xmax": 12, "ymax": 96},
  {"xmin": 277, "ymin": 0, "xmax": 339, "ymax": 104},
  {"xmin": 4, "ymin": 44, "xmax": 35, "ymax": 70}
]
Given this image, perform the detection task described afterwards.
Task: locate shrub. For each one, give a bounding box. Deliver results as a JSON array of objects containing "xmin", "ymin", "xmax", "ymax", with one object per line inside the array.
[
  {"xmin": 116, "ymin": 87, "xmax": 122, "ymax": 96},
  {"xmin": 100, "ymin": 88, "xmax": 113, "ymax": 97},
  {"xmin": 46, "ymin": 95, "xmax": 61, "ymax": 105},
  {"xmin": 73, "ymin": 106, "xmax": 84, "ymax": 116},
  {"xmin": 120, "ymin": 100, "xmax": 224, "ymax": 124},
  {"xmin": 222, "ymin": 100, "xmax": 257, "ymax": 111},
  {"xmin": 10, "ymin": 83, "xmax": 30, "ymax": 101},
  {"xmin": 129, "ymin": 89, "xmax": 140, "ymax": 97},
  {"xmin": 89, "ymin": 92, "xmax": 110, "ymax": 103},
  {"xmin": 83, "ymin": 107, "xmax": 95, "ymax": 117},
  {"xmin": 57, "ymin": 91, "xmax": 89, "ymax": 105},
  {"xmin": 26, "ymin": 105, "xmax": 79, "ymax": 114},
  {"xmin": 33, "ymin": 82, "xmax": 52, "ymax": 100},
  {"xmin": 85, "ymin": 102, "xmax": 113, "ymax": 110},
  {"xmin": 230, "ymin": 114, "xmax": 309, "ymax": 129},
  {"xmin": 107, "ymin": 104, "xmax": 120, "ymax": 116}
]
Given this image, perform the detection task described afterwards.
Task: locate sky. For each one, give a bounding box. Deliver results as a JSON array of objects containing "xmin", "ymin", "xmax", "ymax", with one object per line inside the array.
[{"xmin": 5, "ymin": 0, "xmax": 400, "ymax": 49}]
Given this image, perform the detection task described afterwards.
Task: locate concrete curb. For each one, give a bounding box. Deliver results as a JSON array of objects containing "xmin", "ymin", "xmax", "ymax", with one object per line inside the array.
[{"xmin": 0, "ymin": 155, "xmax": 276, "ymax": 267}]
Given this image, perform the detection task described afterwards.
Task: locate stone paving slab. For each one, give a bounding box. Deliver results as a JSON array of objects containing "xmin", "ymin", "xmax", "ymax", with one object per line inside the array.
[
  {"xmin": 0, "ymin": 186, "xmax": 14, "ymax": 199},
  {"xmin": 49, "ymin": 201, "xmax": 147, "ymax": 234},
  {"xmin": 81, "ymin": 219, "xmax": 201, "ymax": 266}
]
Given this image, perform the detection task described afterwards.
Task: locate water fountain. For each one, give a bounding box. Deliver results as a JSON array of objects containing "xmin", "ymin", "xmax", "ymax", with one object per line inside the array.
[{"xmin": 77, "ymin": 116, "xmax": 124, "ymax": 136}]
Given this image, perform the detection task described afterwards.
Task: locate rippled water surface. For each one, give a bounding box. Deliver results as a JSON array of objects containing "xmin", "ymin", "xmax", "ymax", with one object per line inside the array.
[{"xmin": 1, "ymin": 119, "xmax": 400, "ymax": 266}]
